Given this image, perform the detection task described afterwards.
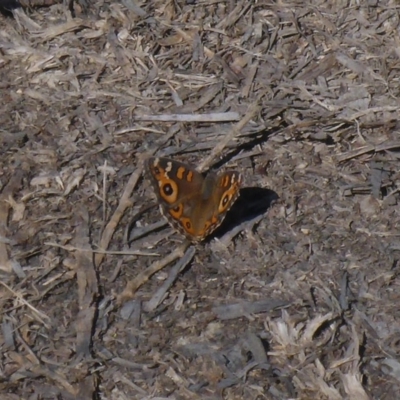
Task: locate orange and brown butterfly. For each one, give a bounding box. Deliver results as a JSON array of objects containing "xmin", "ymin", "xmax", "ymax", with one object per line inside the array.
[{"xmin": 145, "ymin": 157, "xmax": 242, "ymax": 241}]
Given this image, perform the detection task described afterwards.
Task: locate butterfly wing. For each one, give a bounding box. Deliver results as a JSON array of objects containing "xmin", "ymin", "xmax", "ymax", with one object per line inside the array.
[
  {"xmin": 146, "ymin": 157, "xmax": 204, "ymax": 205},
  {"xmin": 190, "ymin": 171, "xmax": 242, "ymax": 238},
  {"xmin": 146, "ymin": 157, "xmax": 205, "ymax": 237},
  {"xmin": 146, "ymin": 157, "xmax": 242, "ymax": 241}
]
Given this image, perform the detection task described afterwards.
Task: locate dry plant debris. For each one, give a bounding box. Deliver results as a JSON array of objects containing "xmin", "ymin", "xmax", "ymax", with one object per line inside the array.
[{"xmin": 0, "ymin": 0, "xmax": 400, "ymax": 399}]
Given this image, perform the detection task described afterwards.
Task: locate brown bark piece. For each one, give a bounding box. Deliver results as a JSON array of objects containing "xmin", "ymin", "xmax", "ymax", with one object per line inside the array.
[{"xmin": 73, "ymin": 207, "xmax": 98, "ymax": 358}]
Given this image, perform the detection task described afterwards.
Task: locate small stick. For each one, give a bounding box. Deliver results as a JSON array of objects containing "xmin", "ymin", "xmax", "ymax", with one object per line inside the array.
[
  {"xmin": 337, "ymin": 141, "xmax": 400, "ymax": 162},
  {"xmin": 133, "ymin": 112, "xmax": 240, "ymax": 122},
  {"xmin": 95, "ymin": 157, "xmax": 146, "ymax": 267},
  {"xmin": 18, "ymin": 0, "xmax": 61, "ymax": 7},
  {"xmin": 95, "ymin": 128, "xmax": 179, "ymax": 267},
  {"xmin": 217, "ymin": 214, "xmax": 265, "ymax": 246},
  {"xmin": 0, "ymin": 171, "xmax": 22, "ymax": 274},
  {"xmin": 144, "ymin": 246, "xmax": 196, "ymax": 312},
  {"xmin": 31, "ymin": 364, "xmax": 78, "ymax": 395},
  {"xmin": 73, "ymin": 208, "xmax": 98, "ymax": 358},
  {"xmin": 0, "ymin": 280, "xmax": 51, "ymax": 325},
  {"xmin": 198, "ymin": 102, "xmax": 260, "ymax": 172},
  {"xmin": 118, "ymin": 241, "xmax": 191, "ymax": 303},
  {"xmin": 45, "ymin": 242, "xmax": 158, "ymax": 257}
]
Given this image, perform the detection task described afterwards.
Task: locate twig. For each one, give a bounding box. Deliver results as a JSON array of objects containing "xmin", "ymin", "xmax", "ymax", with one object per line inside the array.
[
  {"xmin": 45, "ymin": 241, "xmax": 158, "ymax": 257},
  {"xmin": 31, "ymin": 364, "xmax": 78, "ymax": 395},
  {"xmin": 0, "ymin": 171, "xmax": 23, "ymax": 274},
  {"xmin": 73, "ymin": 208, "xmax": 98, "ymax": 358},
  {"xmin": 217, "ymin": 213, "xmax": 265, "ymax": 247},
  {"xmin": 133, "ymin": 112, "xmax": 240, "ymax": 122},
  {"xmin": 16, "ymin": 329, "xmax": 40, "ymax": 364},
  {"xmin": 0, "ymin": 280, "xmax": 50, "ymax": 326},
  {"xmin": 126, "ymin": 220, "xmax": 168, "ymax": 243},
  {"xmin": 144, "ymin": 246, "xmax": 196, "ymax": 312},
  {"xmin": 118, "ymin": 241, "xmax": 191, "ymax": 303},
  {"xmin": 95, "ymin": 126, "xmax": 180, "ymax": 266},
  {"xmin": 18, "ymin": 0, "xmax": 61, "ymax": 7},
  {"xmin": 95, "ymin": 157, "xmax": 146, "ymax": 267},
  {"xmin": 198, "ymin": 102, "xmax": 260, "ymax": 172},
  {"xmin": 337, "ymin": 140, "xmax": 400, "ymax": 162},
  {"xmin": 160, "ymin": 22, "xmax": 214, "ymax": 58}
]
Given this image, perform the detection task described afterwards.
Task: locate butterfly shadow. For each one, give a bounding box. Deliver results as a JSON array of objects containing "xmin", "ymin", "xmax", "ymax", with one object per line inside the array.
[{"xmin": 210, "ymin": 187, "xmax": 279, "ymax": 241}]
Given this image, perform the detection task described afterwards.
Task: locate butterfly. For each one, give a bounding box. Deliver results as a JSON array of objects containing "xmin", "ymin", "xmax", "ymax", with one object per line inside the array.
[{"xmin": 146, "ymin": 157, "xmax": 242, "ymax": 242}]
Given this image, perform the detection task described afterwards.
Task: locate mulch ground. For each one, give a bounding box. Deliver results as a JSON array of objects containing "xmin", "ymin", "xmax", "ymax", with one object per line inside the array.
[{"xmin": 1, "ymin": 1, "xmax": 400, "ymax": 399}]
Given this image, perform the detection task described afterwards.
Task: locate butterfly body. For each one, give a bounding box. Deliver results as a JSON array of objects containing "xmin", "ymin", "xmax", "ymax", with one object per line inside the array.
[{"xmin": 146, "ymin": 157, "xmax": 242, "ymax": 241}]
